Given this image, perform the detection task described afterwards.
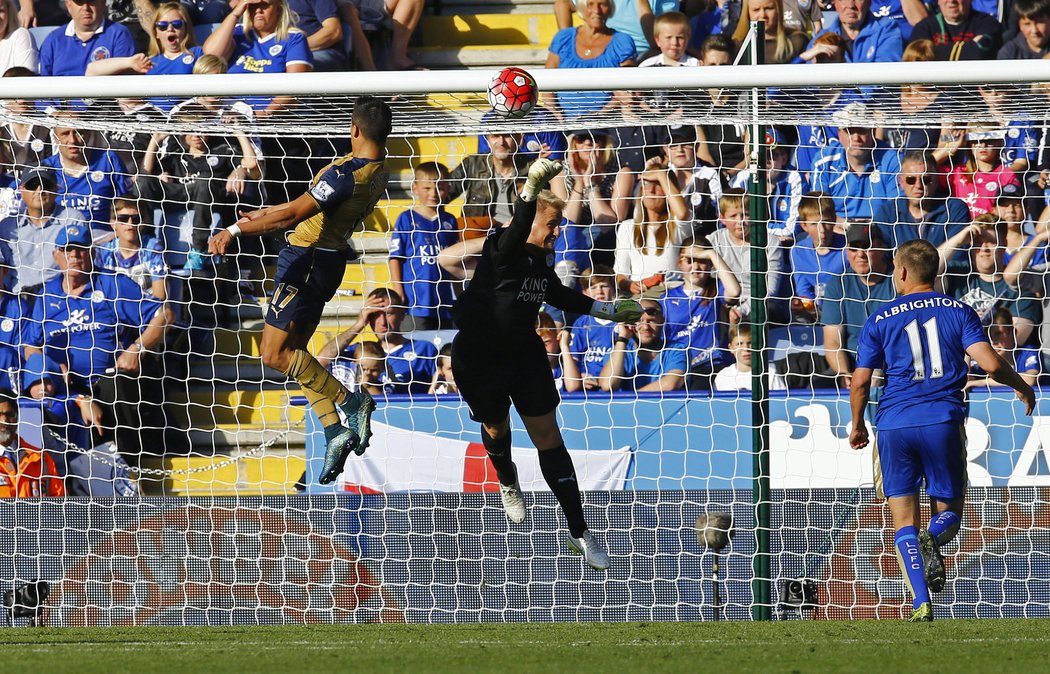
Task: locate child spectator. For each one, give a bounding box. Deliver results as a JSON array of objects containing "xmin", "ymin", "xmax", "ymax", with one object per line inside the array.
[
  {"xmin": 663, "ymin": 126, "xmax": 722, "ymax": 234},
  {"xmin": 94, "ymin": 196, "xmax": 168, "ymax": 300},
  {"xmin": 0, "ymin": 68, "xmax": 51, "ymax": 173},
  {"xmin": 949, "ymin": 125, "xmax": 1018, "ymax": 218},
  {"xmin": 599, "ymin": 299, "xmax": 688, "ymax": 392},
  {"xmin": 566, "ymin": 265, "xmax": 619, "ymax": 391},
  {"xmin": 0, "ymin": 387, "xmax": 63, "ymax": 498},
  {"xmin": 40, "ymin": 107, "xmax": 131, "ymax": 231},
  {"xmin": 140, "ymin": 104, "xmax": 262, "ymax": 273},
  {"xmin": 388, "ymin": 161, "xmax": 460, "ymax": 331},
  {"xmin": 353, "ymin": 341, "xmax": 387, "ymax": 396},
  {"xmin": 428, "ymin": 343, "xmax": 458, "ymax": 395},
  {"xmin": 998, "ymin": 0, "xmax": 1050, "ymax": 58},
  {"xmin": 707, "ymin": 189, "xmax": 787, "ymax": 321},
  {"xmin": 966, "ymin": 307, "xmax": 1040, "ymax": 387},
  {"xmin": 660, "ymin": 237, "xmax": 740, "ymax": 387},
  {"xmin": 712, "ymin": 323, "xmax": 788, "ymax": 391},
  {"xmin": 976, "ymin": 85, "xmax": 1039, "ymax": 174},
  {"xmin": 790, "ymin": 192, "xmax": 847, "ymax": 323},
  {"xmin": 940, "ymin": 214, "xmax": 1039, "ymax": 343},
  {"xmin": 640, "ymin": 12, "xmax": 700, "ymax": 67},
  {"xmin": 696, "ymin": 35, "xmax": 747, "ymax": 187}
]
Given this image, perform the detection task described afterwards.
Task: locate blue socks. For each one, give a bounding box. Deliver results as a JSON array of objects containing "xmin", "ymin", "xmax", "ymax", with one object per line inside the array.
[
  {"xmin": 929, "ymin": 510, "xmax": 960, "ymax": 546},
  {"xmin": 895, "ymin": 526, "xmax": 930, "ymax": 609}
]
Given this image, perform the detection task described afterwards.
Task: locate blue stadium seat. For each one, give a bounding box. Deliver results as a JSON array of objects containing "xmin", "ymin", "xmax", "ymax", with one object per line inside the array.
[{"xmin": 28, "ymin": 25, "xmax": 59, "ymax": 48}]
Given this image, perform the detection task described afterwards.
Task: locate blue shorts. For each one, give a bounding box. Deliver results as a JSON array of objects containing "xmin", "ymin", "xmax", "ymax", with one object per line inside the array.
[
  {"xmin": 265, "ymin": 245, "xmax": 346, "ymax": 331},
  {"xmin": 874, "ymin": 422, "xmax": 967, "ymax": 501}
]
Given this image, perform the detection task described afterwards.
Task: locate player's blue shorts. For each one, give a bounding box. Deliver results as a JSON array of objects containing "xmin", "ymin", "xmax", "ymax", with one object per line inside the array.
[
  {"xmin": 875, "ymin": 422, "xmax": 967, "ymax": 501},
  {"xmin": 265, "ymin": 245, "xmax": 346, "ymax": 331}
]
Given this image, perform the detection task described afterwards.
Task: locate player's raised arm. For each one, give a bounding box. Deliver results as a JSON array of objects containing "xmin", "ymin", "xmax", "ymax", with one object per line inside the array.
[
  {"xmin": 966, "ymin": 341, "xmax": 1037, "ymax": 415},
  {"xmin": 208, "ymin": 192, "xmax": 322, "ymax": 255},
  {"xmin": 493, "ymin": 159, "xmax": 564, "ymax": 257}
]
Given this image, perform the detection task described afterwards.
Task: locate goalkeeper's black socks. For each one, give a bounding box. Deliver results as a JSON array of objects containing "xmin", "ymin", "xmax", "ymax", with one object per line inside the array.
[
  {"xmin": 538, "ymin": 444, "xmax": 587, "ymax": 539},
  {"xmin": 481, "ymin": 427, "xmax": 516, "ymax": 486}
]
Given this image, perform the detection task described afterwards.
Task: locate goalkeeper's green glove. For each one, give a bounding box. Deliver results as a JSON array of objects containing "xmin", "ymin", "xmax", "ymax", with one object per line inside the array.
[
  {"xmin": 590, "ymin": 299, "xmax": 645, "ymax": 323},
  {"xmin": 520, "ymin": 159, "xmax": 564, "ymax": 202}
]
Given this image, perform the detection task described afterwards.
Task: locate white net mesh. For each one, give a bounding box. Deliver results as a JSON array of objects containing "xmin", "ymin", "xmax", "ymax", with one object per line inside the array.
[{"xmin": 0, "ymin": 66, "xmax": 1048, "ymax": 626}]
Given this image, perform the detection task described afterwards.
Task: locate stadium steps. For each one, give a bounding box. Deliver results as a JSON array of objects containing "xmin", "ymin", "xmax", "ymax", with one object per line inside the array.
[
  {"xmin": 411, "ymin": 45, "xmax": 549, "ymax": 69},
  {"xmin": 139, "ymin": 447, "xmax": 305, "ymax": 496},
  {"xmin": 434, "ymin": 0, "xmax": 555, "ymax": 14},
  {"xmin": 419, "ymin": 14, "xmax": 560, "ymax": 47}
]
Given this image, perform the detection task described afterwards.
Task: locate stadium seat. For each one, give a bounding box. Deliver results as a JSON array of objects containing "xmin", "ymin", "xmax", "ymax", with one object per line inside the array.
[
  {"xmin": 193, "ymin": 23, "xmax": 221, "ymax": 47},
  {"xmin": 28, "ymin": 25, "xmax": 59, "ymax": 47}
]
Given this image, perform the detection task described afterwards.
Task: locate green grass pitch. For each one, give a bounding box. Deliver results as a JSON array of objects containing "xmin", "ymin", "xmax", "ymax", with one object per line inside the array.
[{"xmin": 2, "ymin": 619, "xmax": 1049, "ymax": 673}]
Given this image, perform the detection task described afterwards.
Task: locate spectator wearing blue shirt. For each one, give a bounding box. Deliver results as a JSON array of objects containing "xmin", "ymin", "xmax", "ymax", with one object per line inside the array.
[
  {"xmin": 23, "ymin": 222, "xmax": 181, "ymax": 463},
  {"xmin": 659, "ymin": 237, "xmax": 740, "ymax": 388},
  {"xmin": 555, "ymin": 0, "xmax": 680, "ymax": 57},
  {"xmin": 289, "ymin": 0, "xmax": 347, "ymax": 71},
  {"xmin": 868, "ymin": 0, "xmax": 931, "ymax": 41},
  {"xmin": 203, "ymin": 0, "xmax": 313, "ymax": 115},
  {"xmin": 565, "ymin": 266, "xmax": 619, "ymax": 391},
  {"xmin": 545, "ymin": 0, "xmax": 637, "ymax": 120},
  {"xmin": 0, "ymin": 167, "xmax": 88, "ymax": 295},
  {"xmin": 388, "ymin": 162, "xmax": 460, "ymax": 331},
  {"xmin": 804, "ymin": 0, "xmax": 904, "ymax": 63},
  {"xmin": 812, "ymin": 102, "xmax": 902, "ymax": 221},
  {"xmin": 478, "ymin": 107, "xmax": 567, "ymax": 162},
  {"xmin": 318, "ymin": 288, "xmax": 438, "ymax": 394},
  {"xmin": 873, "ymin": 150, "xmax": 971, "ymax": 250},
  {"xmin": 39, "ymin": 0, "xmax": 136, "ymax": 77},
  {"xmin": 790, "ymin": 193, "xmax": 848, "ymax": 322},
  {"xmin": 600, "ymin": 299, "xmax": 688, "ymax": 392},
  {"xmin": 730, "ymin": 128, "xmax": 809, "ymax": 238},
  {"xmin": 40, "ymin": 108, "xmax": 130, "ymax": 232},
  {"xmin": 93, "ymin": 197, "xmax": 168, "ymax": 300},
  {"xmin": 821, "ymin": 223, "xmax": 897, "ymax": 384},
  {"xmin": 0, "ymin": 247, "xmax": 28, "ymax": 392}
]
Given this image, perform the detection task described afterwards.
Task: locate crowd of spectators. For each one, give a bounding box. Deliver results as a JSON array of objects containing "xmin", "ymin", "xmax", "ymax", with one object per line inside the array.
[{"xmin": 4, "ymin": 0, "xmax": 1050, "ymax": 494}]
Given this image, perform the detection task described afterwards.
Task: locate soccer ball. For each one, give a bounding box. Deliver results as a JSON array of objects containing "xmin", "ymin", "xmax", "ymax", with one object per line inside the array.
[{"xmin": 487, "ymin": 67, "xmax": 538, "ymax": 119}]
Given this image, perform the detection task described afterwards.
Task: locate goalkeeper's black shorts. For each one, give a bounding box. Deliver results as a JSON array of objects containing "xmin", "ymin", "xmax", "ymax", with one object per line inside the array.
[{"xmin": 451, "ymin": 333, "xmax": 560, "ymax": 425}]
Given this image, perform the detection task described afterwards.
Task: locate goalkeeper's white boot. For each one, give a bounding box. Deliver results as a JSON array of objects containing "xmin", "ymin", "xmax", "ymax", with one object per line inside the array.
[
  {"xmin": 566, "ymin": 530, "xmax": 610, "ymax": 571},
  {"xmin": 498, "ymin": 471, "xmax": 527, "ymax": 524}
]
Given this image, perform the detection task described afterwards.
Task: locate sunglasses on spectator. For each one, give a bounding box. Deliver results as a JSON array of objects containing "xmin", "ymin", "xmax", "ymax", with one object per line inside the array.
[
  {"xmin": 155, "ymin": 20, "xmax": 186, "ymax": 31},
  {"xmin": 115, "ymin": 213, "xmax": 141, "ymax": 224},
  {"xmin": 642, "ymin": 307, "xmax": 659, "ymax": 316},
  {"xmin": 903, "ymin": 175, "xmax": 937, "ymax": 185}
]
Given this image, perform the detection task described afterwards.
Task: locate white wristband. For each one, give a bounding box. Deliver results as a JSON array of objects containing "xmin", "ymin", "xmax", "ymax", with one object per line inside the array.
[{"xmin": 226, "ymin": 224, "xmax": 242, "ymax": 238}]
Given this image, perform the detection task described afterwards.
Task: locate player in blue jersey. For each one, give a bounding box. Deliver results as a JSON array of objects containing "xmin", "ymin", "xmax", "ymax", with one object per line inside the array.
[
  {"xmin": 849, "ymin": 239, "xmax": 1035, "ymax": 622},
  {"xmin": 209, "ymin": 96, "xmax": 391, "ymax": 486}
]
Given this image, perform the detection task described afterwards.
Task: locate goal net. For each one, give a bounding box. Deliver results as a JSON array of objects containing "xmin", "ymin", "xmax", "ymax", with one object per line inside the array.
[{"xmin": 0, "ymin": 61, "xmax": 1048, "ymax": 626}]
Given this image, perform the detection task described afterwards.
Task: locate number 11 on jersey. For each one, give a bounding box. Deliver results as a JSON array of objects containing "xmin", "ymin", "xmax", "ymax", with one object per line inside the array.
[{"xmin": 904, "ymin": 317, "xmax": 943, "ymax": 381}]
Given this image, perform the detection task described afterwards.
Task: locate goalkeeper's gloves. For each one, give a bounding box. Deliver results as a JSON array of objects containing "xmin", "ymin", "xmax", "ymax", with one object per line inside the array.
[
  {"xmin": 590, "ymin": 299, "xmax": 645, "ymax": 323},
  {"xmin": 521, "ymin": 159, "xmax": 564, "ymax": 202}
]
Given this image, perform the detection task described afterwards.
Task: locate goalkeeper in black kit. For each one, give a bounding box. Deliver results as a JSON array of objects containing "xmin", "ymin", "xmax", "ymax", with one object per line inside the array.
[{"xmin": 452, "ymin": 158, "xmax": 644, "ymax": 570}]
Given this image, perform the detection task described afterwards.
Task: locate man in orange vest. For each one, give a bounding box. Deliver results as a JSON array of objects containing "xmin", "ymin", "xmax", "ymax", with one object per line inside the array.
[{"xmin": 0, "ymin": 388, "xmax": 64, "ymax": 498}]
